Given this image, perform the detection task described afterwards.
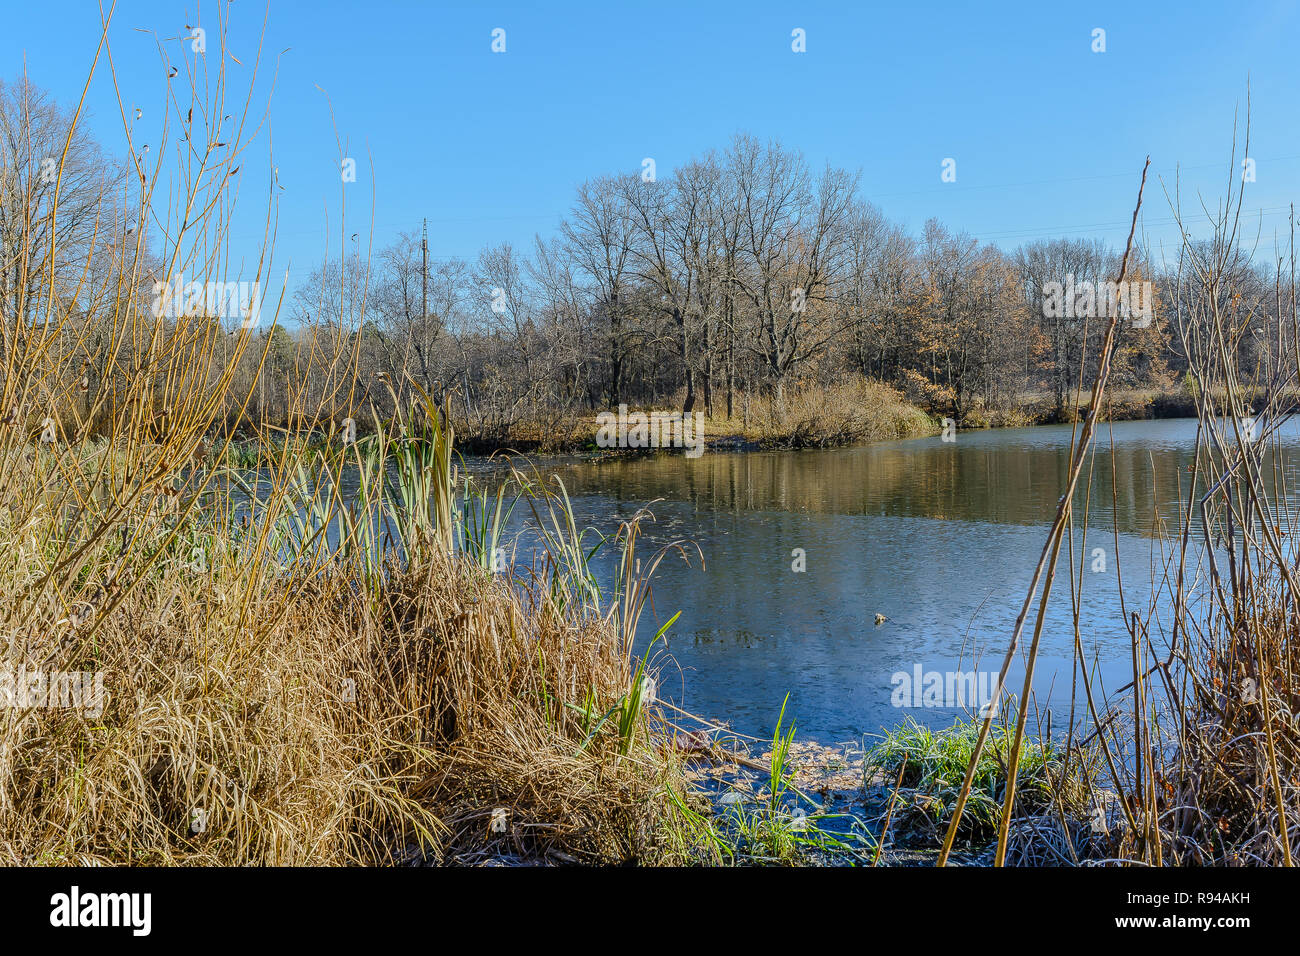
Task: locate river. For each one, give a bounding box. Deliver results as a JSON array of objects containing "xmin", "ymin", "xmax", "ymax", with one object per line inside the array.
[{"xmin": 525, "ymin": 417, "xmax": 1294, "ymax": 743}]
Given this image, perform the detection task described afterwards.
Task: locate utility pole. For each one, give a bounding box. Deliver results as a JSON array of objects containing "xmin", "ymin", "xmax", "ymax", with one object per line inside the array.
[{"xmin": 419, "ymin": 218, "xmax": 429, "ymax": 410}]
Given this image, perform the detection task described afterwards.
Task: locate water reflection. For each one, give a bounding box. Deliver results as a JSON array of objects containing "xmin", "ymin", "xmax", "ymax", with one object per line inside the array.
[{"xmin": 532, "ymin": 418, "xmax": 1298, "ymax": 742}]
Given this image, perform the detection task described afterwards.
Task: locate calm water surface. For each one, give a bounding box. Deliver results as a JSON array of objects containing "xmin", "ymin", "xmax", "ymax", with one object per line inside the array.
[{"xmin": 523, "ymin": 417, "xmax": 1300, "ymax": 743}]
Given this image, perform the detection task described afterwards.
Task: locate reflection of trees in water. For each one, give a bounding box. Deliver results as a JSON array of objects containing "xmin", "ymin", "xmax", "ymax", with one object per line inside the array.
[
  {"xmin": 552, "ymin": 442, "xmax": 1201, "ymax": 535},
  {"xmin": 551, "ymin": 435, "xmax": 1300, "ymax": 541}
]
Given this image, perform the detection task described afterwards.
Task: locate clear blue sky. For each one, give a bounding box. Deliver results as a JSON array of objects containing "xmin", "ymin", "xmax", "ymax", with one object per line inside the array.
[{"xmin": 5, "ymin": 0, "xmax": 1299, "ymax": 301}]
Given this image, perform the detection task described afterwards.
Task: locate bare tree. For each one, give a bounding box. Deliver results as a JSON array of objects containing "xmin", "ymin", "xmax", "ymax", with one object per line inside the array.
[
  {"xmin": 724, "ymin": 134, "xmax": 858, "ymax": 405},
  {"xmin": 561, "ymin": 175, "xmax": 638, "ymax": 406}
]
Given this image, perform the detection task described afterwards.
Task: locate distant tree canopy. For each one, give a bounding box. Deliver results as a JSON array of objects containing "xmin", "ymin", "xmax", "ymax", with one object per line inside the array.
[
  {"xmin": 4, "ymin": 74, "xmax": 1283, "ymax": 439},
  {"xmin": 291, "ymin": 132, "xmax": 1196, "ymax": 432}
]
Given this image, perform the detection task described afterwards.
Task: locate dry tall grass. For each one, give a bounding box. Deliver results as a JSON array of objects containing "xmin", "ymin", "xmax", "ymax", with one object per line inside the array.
[
  {"xmin": 935, "ymin": 118, "xmax": 1300, "ymax": 868},
  {"xmin": 743, "ymin": 379, "xmax": 936, "ymax": 448},
  {"xmin": 1110, "ymin": 128, "xmax": 1300, "ymax": 865},
  {"xmin": 0, "ymin": 9, "xmax": 685, "ymax": 866}
]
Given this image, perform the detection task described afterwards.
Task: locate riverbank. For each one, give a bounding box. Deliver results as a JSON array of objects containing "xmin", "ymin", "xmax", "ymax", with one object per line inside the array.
[
  {"xmin": 653, "ymin": 713, "xmax": 1103, "ymax": 866},
  {"xmin": 451, "ymin": 379, "xmax": 938, "ymax": 455},
  {"xmin": 440, "ymin": 381, "xmax": 1231, "ymax": 460},
  {"xmin": 212, "ymin": 381, "xmax": 1229, "ymax": 469},
  {"xmin": 979, "ymin": 386, "xmax": 1202, "ymax": 428}
]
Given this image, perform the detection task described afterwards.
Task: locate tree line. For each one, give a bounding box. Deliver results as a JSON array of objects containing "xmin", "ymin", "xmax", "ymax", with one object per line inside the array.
[
  {"xmin": 299, "ymin": 133, "xmax": 1283, "ymax": 438},
  {"xmin": 2, "ymin": 77, "xmax": 1291, "ymax": 443}
]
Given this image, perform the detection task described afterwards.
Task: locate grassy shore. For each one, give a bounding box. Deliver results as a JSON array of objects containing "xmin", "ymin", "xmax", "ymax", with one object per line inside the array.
[
  {"xmin": 216, "ymin": 381, "xmax": 1215, "ymax": 466},
  {"xmin": 445, "ymin": 379, "xmax": 937, "ymax": 456},
  {"xmin": 966, "ymin": 386, "xmax": 1199, "ymax": 428},
  {"xmin": 441, "ymin": 380, "xmax": 1225, "ymax": 459}
]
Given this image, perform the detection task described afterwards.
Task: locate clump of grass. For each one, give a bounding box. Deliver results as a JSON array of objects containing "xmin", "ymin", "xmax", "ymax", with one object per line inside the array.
[
  {"xmin": 748, "ymin": 379, "xmax": 936, "ymax": 449},
  {"xmin": 446, "ymin": 379, "xmax": 937, "ymax": 456},
  {"xmin": 866, "ymin": 716, "xmax": 1086, "ymax": 847},
  {"xmin": 215, "ymin": 434, "xmax": 334, "ymax": 470}
]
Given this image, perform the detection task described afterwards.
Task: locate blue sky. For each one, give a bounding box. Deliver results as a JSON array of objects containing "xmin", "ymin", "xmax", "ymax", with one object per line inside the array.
[{"xmin": 4, "ymin": 0, "xmax": 1299, "ymax": 303}]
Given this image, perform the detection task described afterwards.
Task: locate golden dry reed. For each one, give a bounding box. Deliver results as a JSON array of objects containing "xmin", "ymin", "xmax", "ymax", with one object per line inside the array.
[{"xmin": 0, "ymin": 5, "xmax": 685, "ymax": 866}]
